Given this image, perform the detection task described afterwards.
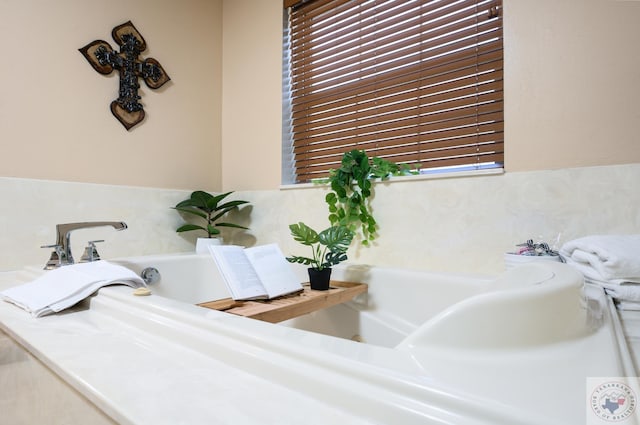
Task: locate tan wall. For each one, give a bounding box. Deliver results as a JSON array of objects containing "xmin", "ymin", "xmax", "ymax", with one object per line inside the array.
[
  {"xmin": 220, "ymin": 0, "xmax": 640, "ymax": 190},
  {"xmin": 221, "ymin": 0, "xmax": 283, "ymax": 190},
  {"xmin": 504, "ymin": 0, "xmax": 640, "ymax": 171},
  {"xmin": 2, "ymin": 0, "xmax": 639, "ymax": 191},
  {"xmin": 1, "ymin": 0, "xmax": 640, "ymax": 272},
  {"xmin": 0, "ymin": 0, "xmax": 222, "ymax": 191}
]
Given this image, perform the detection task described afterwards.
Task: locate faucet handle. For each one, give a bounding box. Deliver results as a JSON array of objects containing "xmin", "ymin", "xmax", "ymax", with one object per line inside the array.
[
  {"xmin": 80, "ymin": 240, "xmax": 104, "ymax": 263},
  {"xmin": 41, "ymin": 244, "xmax": 67, "ymax": 270}
]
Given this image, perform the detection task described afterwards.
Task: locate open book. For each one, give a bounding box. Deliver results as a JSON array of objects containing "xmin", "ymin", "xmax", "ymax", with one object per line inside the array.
[{"xmin": 208, "ymin": 243, "xmax": 303, "ymax": 300}]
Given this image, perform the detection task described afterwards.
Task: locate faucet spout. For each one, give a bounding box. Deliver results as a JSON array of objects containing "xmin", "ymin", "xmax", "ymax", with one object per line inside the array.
[{"xmin": 55, "ymin": 221, "xmax": 127, "ymax": 265}]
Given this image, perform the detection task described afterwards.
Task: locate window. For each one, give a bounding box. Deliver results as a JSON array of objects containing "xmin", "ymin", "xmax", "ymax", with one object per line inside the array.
[{"xmin": 283, "ymin": 0, "xmax": 503, "ymax": 184}]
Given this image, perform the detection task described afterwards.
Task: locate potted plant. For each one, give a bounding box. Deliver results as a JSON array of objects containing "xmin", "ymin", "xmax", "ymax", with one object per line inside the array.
[
  {"xmin": 325, "ymin": 149, "xmax": 411, "ymax": 245},
  {"xmin": 286, "ymin": 222, "xmax": 354, "ymax": 290},
  {"xmin": 173, "ymin": 190, "xmax": 250, "ymax": 252}
]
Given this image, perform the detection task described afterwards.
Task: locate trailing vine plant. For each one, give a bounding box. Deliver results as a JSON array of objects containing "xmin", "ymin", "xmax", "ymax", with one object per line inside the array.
[{"xmin": 324, "ymin": 149, "xmax": 411, "ymax": 245}]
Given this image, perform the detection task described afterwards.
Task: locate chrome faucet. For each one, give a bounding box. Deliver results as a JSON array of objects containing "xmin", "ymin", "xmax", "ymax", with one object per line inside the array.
[{"xmin": 42, "ymin": 221, "xmax": 127, "ymax": 269}]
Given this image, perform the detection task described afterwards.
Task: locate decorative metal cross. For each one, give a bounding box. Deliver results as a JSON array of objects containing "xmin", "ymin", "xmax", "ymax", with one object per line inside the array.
[{"xmin": 79, "ymin": 21, "xmax": 170, "ymax": 130}]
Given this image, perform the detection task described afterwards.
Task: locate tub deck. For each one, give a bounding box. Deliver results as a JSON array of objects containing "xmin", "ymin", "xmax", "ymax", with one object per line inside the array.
[
  {"xmin": 1, "ymin": 254, "xmax": 637, "ymax": 425},
  {"xmin": 197, "ymin": 281, "xmax": 367, "ymax": 323}
]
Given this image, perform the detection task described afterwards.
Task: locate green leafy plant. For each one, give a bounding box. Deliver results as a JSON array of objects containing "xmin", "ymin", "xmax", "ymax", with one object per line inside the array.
[
  {"xmin": 173, "ymin": 191, "xmax": 250, "ymax": 238},
  {"xmin": 286, "ymin": 222, "xmax": 354, "ymax": 271},
  {"xmin": 325, "ymin": 149, "xmax": 409, "ymax": 245}
]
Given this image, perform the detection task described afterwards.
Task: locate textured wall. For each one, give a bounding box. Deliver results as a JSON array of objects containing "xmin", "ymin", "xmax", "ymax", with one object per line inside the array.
[{"xmin": 3, "ymin": 163, "xmax": 638, "ymax": 274}]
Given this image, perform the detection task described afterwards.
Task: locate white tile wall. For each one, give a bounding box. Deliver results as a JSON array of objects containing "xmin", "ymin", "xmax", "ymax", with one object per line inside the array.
[{"xmin": 1, "ymin": 163, "xmax": 639, "ymax": 274}]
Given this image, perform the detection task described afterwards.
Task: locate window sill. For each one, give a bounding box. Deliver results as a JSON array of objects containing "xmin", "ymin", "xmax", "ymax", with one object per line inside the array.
[{"xmin": 279, "ymin": 167, "xmax": 504, "ymax": 191}]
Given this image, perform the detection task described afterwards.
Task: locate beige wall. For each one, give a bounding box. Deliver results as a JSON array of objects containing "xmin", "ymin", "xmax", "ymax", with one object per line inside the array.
[
  {"xmin": 504, "ymin": 0, "xmax": 640, "ymax": 171},
  {"xmin": 221, "ymin": 0, "xmax": 283, "ymax": 190},
  {"xmin": 1, "ymin": 0, "xmax": 639, "ymax": 190},
  {"xmin": 220, "ymin": 0, "xmax": 640, "ymax": 190},
  {"xmin": 0, "ymin": 0, "xmax": 222, "ymax": 191},
  {"xmin": 1, "ymin": 0, "xmax": 640, "ymax": 273}
]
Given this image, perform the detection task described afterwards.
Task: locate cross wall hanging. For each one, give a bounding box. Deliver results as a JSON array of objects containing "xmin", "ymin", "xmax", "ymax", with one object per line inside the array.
[{"xmin": 79, "ymin": 21, "xmax": 170, "ymax": 130}]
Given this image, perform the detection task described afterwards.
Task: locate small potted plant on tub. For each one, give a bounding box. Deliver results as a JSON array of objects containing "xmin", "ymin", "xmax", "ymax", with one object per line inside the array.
[
  {"xmin": 286, "ymin": 222, "xmax": 354, "ymax": 290},
  {"xmin": 173, "ymin": 190, "xmax": 250, "ymax": 253}
]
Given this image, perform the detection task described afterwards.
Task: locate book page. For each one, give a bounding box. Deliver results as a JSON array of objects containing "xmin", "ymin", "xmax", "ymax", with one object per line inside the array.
[
  {"xmin": 207, "ymin": 245, "xmax": 268, "ymax": 300},
  {"xmin": 244, "ymin": 244, "xmax": 303, "ymax": 298}
]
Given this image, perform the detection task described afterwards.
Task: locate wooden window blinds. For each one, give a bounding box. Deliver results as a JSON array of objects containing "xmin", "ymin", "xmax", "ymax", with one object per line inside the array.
[{"xmin": 283, "ymin": 0, "xmax": 504, "ymax": 183}]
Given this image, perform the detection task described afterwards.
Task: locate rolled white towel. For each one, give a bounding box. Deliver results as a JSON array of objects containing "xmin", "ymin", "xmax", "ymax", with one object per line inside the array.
[{"xmin": 559, "ymin": 235, "xmax": 640, "ymax": 283}]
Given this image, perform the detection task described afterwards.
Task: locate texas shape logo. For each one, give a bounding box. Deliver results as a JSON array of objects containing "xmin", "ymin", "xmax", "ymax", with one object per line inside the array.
[{"xmin": 591, "ymin": 381, "xmax": 637, "ymax": 422}]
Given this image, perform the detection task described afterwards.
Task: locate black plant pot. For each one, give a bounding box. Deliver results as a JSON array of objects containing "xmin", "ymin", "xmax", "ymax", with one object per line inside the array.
[{"xmin": 308, "ymin": 267, "xmax": 331, "ymax": 291}]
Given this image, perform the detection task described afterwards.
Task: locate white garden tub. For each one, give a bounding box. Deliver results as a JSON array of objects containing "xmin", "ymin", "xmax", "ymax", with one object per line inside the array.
[
  {"xmin": 111, "ymin": 253, "xmax": 594, "ymax": 350},
  {"xmin": 109, "ymin": 253, "xmax": 638, "ymax": 424},
  {"xmin": 113, "ymin": 253, "xmax": 492, "ymax": 347},
  {"xmin": 1, "ymin": 253, "xmax": 637, "ymax": 425}
]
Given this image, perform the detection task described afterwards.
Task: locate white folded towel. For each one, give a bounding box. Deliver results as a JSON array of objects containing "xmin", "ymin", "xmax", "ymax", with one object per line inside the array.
[
  {"xmin": 559, "ymin": 235, "xmax": 640, "ymax": 284},
  {"xmin": 0, "ymin": 261, "xmax": 145, "ymax": 317},
  {"xmin": 602, "ymin": 283, "xmax": 640, "ymax": 302},
  {"xmin": 615, "ymin": 300, "xmax": 640, "ymax": 311}
]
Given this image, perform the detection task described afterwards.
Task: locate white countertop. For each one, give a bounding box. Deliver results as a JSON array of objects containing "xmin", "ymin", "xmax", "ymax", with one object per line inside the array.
[
  {"xmin": 3, "ymin": 268, "xmax": 505, "ymax": 425},
  {"xmin": 0, "ymin": 270, "xmax": 380, "ymax": 425},
  {"xmin": 2, "ymin": 265, "xmax": 638, "ymax": 425}
]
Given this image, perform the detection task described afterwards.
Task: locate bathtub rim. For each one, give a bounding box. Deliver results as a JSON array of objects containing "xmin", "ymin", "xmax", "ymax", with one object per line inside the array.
[{"xmin": 0, "ymin": 256, "xmax": 636, "ymax": 425}]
